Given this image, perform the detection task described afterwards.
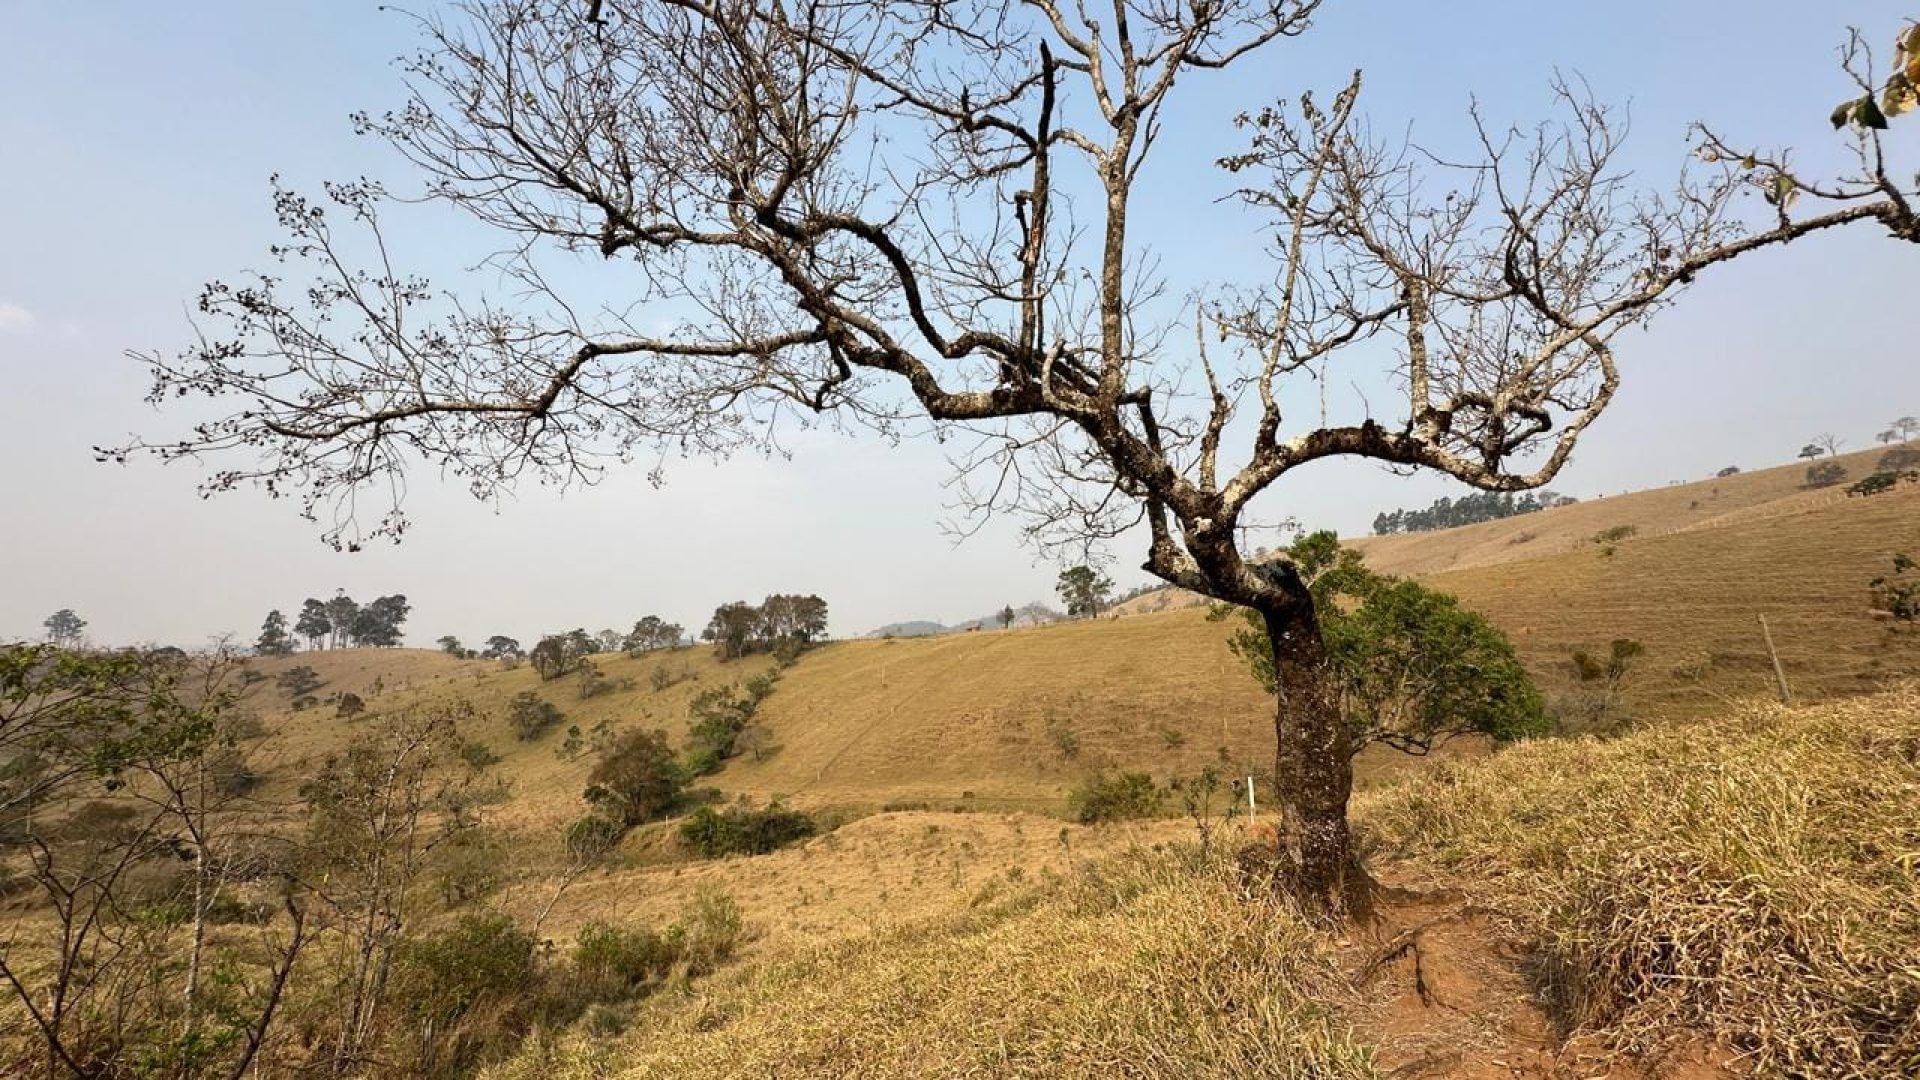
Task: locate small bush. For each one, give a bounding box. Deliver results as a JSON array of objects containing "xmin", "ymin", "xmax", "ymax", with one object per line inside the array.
[
  {"xmin": 1846, "ymin": 469, "xmax": 1918, "ymax": 497},
  {"xmin": 1804, "ymin": 460, "xmax": 1848, "ymax": 488},
  {"xmin": 335, "ymin": 692, "xmax": 366, "ymax": 719},
  {"xmin": 1589, "ymin": 524, "xmax": 1637, "ymax": 544},
  {"xmin": 565, "ymin": 813, "xmax": 626, "ymax": 862},
  {"xmin": 1068, "ymin": 772, "xmax": 1162, "ymax": 823},
  {"xmin": 1050, "ymin": 725, "xmax": 1081, "ymax": 759},
  {"xmin": 1870, "ymin": 553, "xmax": 1918, "ymax": 623},
  {"xmin": 276, "ymin": 665, "xmax": 323, "ymax": 696},
  {"xmin": 648, "ymin": 663, "xmax": 685, "ymax": 692},
  {"xmin": 1877, "ymin": 442, "xmax": 1920, "ymax": 471},
  {"xmin": 571, "ymin": 921, "xmax": 681, "ymax": 1001},
  {"xmin": 391, "ymin": 911, "xmax": 537, "ymax": 1026},
  {"xmin": 678, "ymin": 801, "xmax": 817, "ymax": 858},
  {"xmin": 460, "ymin": 740, "xmax": 502, "ymax": 769},
  {"xmin": 576, "ymin": 660, "xmax": 621, "ymax": 699},
  {"xmin": 507, "ymin": 691, "xmax": 565, "ymax": 741}
]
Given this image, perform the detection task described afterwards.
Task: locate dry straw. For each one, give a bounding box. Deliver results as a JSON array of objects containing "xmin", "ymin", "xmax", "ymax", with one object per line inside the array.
[{"xmin": 1362, "ymin": 686, "xmax": 1920, "ymax": 1078}]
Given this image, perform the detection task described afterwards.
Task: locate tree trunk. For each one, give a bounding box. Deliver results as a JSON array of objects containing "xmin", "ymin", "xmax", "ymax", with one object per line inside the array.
[{"xmin": 1258, "ymin": 599, "xmax": 1355, "ymax": 915}]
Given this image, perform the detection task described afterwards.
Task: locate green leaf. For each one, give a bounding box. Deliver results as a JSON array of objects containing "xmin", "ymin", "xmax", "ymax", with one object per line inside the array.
[{"xmin": 1856, "ymin": 95, "xmax": 1890, "ymax": 130}]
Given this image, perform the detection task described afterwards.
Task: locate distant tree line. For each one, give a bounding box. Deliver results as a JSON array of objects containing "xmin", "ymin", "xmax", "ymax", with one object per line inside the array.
[
  {"xmin": 1371, "ymin": 491, "xmax": 1575, "ymax": 535},
  {"xmin": 701, "ymin": 595, "xmax": 828, "ymax": 660},
  {"xmin": 255, "ymin": 591, "xmax": 411, "ymax": 654}
]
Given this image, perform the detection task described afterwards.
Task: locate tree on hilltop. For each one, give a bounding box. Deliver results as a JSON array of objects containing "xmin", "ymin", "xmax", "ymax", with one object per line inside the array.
[
  {"xmin": 1057, "ymin": 565, "xmax": 1115, "ymax": 619},
  {"xmin": 110, "ymin": 5, "xmax": 1920, "ymax": 909},
  {"xmin": 43, "ymin": 609, "xmax": 86, "ymax": 648},
  {"xmin": 481, "ymin": 634, "xmax": 522, "ymax": 660},
  {"xmin": 295, "ymin": 598, "xmax": 332, "ymax": 651},
  {"xmin": 256, "ymin": 609, "xmax": 295, "ymax": 655}
]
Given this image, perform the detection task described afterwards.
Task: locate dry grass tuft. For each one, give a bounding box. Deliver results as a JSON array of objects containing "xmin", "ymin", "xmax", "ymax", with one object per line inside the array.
[
  {"xmin": 487, "ymin": 850, "xmax": 1377, "ymax": 1079},
  {"xmin": 1361, "ymin": 686, "xmax": 1920, "ymax": 1077}
]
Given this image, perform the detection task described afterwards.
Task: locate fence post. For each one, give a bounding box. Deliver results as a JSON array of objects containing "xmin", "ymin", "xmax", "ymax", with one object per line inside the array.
[{"xmin": 1759, "ymin": 614, "xmax": 1793, "ymax": 705}]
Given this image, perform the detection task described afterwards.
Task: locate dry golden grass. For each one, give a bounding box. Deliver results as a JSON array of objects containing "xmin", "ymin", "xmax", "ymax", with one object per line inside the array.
[
  {"xmin": 1347, "ymin": 447, "xmax": 1898, "ymax": 578},
  {"xmin": 1422, "ymin": 476, "xmax": 1920, "ymax": 717},
  {"xmin": 508, "ymin": 809, "xmax": 1196, "ymax": 951},
  {"xmin": 487, "ymin": 849, "xmax": 1376, "ymax": 1080},
  {"xmin": 1121, "ymin": 448, "xmax": 1920, "ymax": 719},
  {"xmin": 1360, "ymin": 686, "xmax": 1920, "ymax": 1078}
]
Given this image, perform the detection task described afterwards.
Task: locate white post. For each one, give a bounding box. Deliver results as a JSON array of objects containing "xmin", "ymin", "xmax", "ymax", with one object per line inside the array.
[{"xmin": 1245, "ymin": 775, "xmax": 1257, "ymax": 816}]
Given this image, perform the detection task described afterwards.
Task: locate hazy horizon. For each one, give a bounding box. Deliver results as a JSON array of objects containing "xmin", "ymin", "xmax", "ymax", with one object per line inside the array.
[{"xmin": 3, "ymin": 1, "xmax": 1915, "ymax": 648}]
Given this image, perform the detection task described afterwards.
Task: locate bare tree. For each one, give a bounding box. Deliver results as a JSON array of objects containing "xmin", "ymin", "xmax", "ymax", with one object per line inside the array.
[{"xmin": 109, "ymin": 3, "xmax": 1919, "ymax": 910}]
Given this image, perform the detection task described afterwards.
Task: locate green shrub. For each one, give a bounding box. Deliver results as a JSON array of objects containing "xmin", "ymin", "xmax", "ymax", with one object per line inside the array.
[
  {"xmin": 1871, "ymin": 553, "xmax": 1919, "ymax": 622},
  {"xmin": 1068, "ymin": 772, "xmax": 1163, "ymax": 823},
  {"xmin": 683, "ymin": 684, "xmax": 757, "ymax": 774},
  {"xmin": 392, "ymin": 911, "xmax": 536, "ymax": 1026},
  {"xmin": 571, "ymin": 921, "xmax": 680, "ymax": 1001},
  {"xmin": 1846, "ymin": 469, "xmax": 1918, "ymax": 497},
  {"xmin": 1589, "ymin": 524, "xmax": 1637, "ymax": 544},
  {"xmin": 566, "ymin": 813, "xmax": 627, "ymax": 861},
  {"xmin": 678, "ymin": 801, "xmax": 817, "ymax": 858},
  {"xmin": 507, "ymin": 691, "xmax": 564, "ymax": 741},
  {"xmin": 1804, "ymin": 460, "xmax": 1848, "ymax": 488},
  {"xmin": 460, "ymin": 740, "xmax": 502, "ymax": 769},
  {"xmin": 1877, "ymin": 442, "xmax": 1920, "ymax": 471},
  {"xmin": 1217, "ymin": 531, "xmax": 1548, "ymax": 753},
  {"xmin": 586, "ymin": 729, "xmax": 687, "ymax": 826}
]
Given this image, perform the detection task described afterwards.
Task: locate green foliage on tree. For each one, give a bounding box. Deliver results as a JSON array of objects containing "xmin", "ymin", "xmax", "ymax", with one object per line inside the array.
[
  {"xmin": 295, "ymin": 599, "xmax": 332, "ymax": 650},
  {"xmin": 348, "ymin": 594, "xmax": 411, "ymax": 648},
  {"xmin": 1872, "ymin": 553, "xmax": 1920, "ymax": 622},
  {"xmin": 391, "ymin": 910, "xmax": 535, "ymax": 1027},
  {"xmin": 1371, "ymin": 489, "xmax": 1572, "ymax": 535},
  {"xmin": 997, "ymin": 605, "xmax": 1017, "ymax": 629},
  {"xmin": 1055, "ymin": 564, "xmax": 1114, "ymax": 619},
  {"xmin": 1556, "ymin": 638, "xmax": 1646, "ymax": 733},
  {"xmin": 1805, "ymin": 461, "xmax": 1849, "ymax": 488},
  {"xmin": 584, "ymin": 729, "xmax": 686, "ymax": 827},
  {"xmin": 677, "ymin": 801, "xmax": 817, "ymax": 858},
  {"xmin": 1830, "ymin": 23, "xmax": 1920, "ymax": 129},
  {"xmin": 256, "ymin": 609, "xmax": 295, "ymax": 655},
  {"xmin": 623, "ymin": 615, "xmax": 684, "ymax": 654},
  {"xmin": 529, "ymin": 632, "xmax": 592, "ymax": 681},
  {"xmin": 436, "ymin": 635, "xmax": 464, "ymax": 656},
  {"xmin": 683, "ymin": 685, "xmax": 758, "ymax": 776},
  {"xmin": 1877, "ymin": 442, "xmax": 1920, "ymax": 471},
  {"xmin": 480, "ymin": 635, "xmax": 522, "ymax": 660},
  {"xmin": 507, "ymin": 691, "xmax": 565, "ymax": 741},
  {"xmin": 276, "ymin": 665, "xmax": 323, "ymax": 697},
  {"xmin": 1068, "ymin": 772, "xmax": 1163, "ymax": 823},
  {"xmin": 1216, "ymin": 531, "xmax": 1548, "ymax": 754},
  {"xmin": 702, "ymin": 596, "xmax": 827, "ymax": 660},
  {"xmin": 42, "ymin": 608, "xmax": 86, "ymax": 647},
  {"xmin": 1848, "ymin": 469, "xmax": 1920, "ymax": 497}
]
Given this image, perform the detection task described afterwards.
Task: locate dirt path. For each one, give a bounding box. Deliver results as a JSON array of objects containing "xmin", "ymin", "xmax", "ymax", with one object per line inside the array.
[{"xmin": 1345, "ymin": 884, "xmax": 1739, "ymax": 1080}]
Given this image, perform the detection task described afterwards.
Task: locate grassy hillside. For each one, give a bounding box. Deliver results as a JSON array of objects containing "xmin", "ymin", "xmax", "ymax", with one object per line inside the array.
[
  {"xmin": 244, "ymin": 444, "xmax": 1919, "ymax": 831},
  {"xmin": 480, "ymin": 686, "xmax": 1919, "ymax": 1080}
]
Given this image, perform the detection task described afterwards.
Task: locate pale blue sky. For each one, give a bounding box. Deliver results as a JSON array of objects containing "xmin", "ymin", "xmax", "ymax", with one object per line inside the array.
[{"xmin": 1, "ymin": 2, "xmax": 1914, "ymax": 647}]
